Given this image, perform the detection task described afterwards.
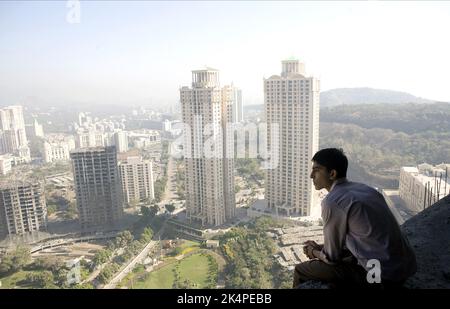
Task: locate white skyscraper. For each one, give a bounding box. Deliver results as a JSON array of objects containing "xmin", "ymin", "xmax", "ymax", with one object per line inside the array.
[
  {"xmin": 33, "ymin": 119, "xmax": 44, "ymax": 137},
  {"xmin": 75, "ymin": 130, "xmax": 105, "ymax": 148},
  {"xmin": 0, "ymin": 106, "xmax": 28, "ymax": 155},
  {"xmin": 264, "ymin": 59, "xmax": 320, "ymax": 216},
  {"xmin": 113, "ymin": 131, "xmax": 129, "ymax": 153},
  {"xmin": 162, "ymin": 119, "xmax": 172, "ymax": 132},
  {"xmin": 119, "ymin": 156, "xmax": 154, "ymax": 205},
  {"xmin": 180, "ymin": 67, "xmax": 235, "ymax": 226},
  {"xmin": 224, "ymin": 84, "xmax": 243, "ymax": 123}
]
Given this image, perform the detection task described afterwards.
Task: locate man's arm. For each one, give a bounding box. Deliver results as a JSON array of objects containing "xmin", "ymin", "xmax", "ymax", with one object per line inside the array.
[{"xmin": 318, "ymin": 200, "xmax": 348, "ymax": 264}]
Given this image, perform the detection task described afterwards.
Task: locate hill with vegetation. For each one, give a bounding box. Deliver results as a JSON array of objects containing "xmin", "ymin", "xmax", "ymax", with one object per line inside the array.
[
  {"xmin": 320, "ymin": 102, "xmax": 450, "ymax": 189},
  {"xmin": 320, "ymin": 88, "xmax": 434, "ymax": 107}
]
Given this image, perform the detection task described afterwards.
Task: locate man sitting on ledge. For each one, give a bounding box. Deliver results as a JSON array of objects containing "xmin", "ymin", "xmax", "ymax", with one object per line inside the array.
[{"xmin": 293, "ymin": 148, "xmax": 417, "ymax": 288}]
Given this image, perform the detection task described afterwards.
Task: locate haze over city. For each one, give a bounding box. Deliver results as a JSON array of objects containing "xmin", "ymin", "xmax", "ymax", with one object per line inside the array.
[{"xmin": 2, "ymin": 1, "xmax": 450, "ymax": 107}]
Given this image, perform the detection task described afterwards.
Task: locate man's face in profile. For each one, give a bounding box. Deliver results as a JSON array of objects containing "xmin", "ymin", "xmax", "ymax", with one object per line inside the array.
[{"xmin": 310, "ymin": 162, "xmax": 333, "ymax": 191}]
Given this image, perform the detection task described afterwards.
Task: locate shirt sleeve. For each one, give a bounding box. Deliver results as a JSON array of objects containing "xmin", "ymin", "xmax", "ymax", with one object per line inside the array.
[{"xmin": 319, "ymin": 199, "xmax": 348, "ymax": 264}]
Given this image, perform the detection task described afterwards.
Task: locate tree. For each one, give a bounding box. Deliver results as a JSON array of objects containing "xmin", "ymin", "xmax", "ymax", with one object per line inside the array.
[
  {"xmin": 97, "ymin": 263, "xmax": 119, "ymax": 284},
  {"xmin": 0, "ymin": 246, "xmax": 31, "ymax": 275},
  {"xmin": 65, "ymin": 200, "xmax": 78, "ymax": 220},
  {"xmin": 140, "ymin": 227, "xmax": 153, "ymax": 243},
  {"xmin": 93, "ymin": 249, "xmax": 111, "ymax": 267},
  {"xmin": 149, "ymin": 205, "xmax": 160, "ymax": 217},
  {"xmin": 25, "ymin": 270, "xmax": 55, "ymax": 288},
  {"xmin": 141, "ymin": 206, "xmax": 150, "ymax": 217},
  {"xmin": 129, "ymin": 240, "xmax": 144, "ymax": 255},
  {"xmin": 115, "ymin": 231, "xmax": 134, "ymax": 248},
  {"xmin": 30, "ymin": 256, "xmax": 64, "ymax": 272},
  {"xmin": 165, "ymin": 203, "xmax": 175, "ymax": 214},
  {"xmin": 169, "ymin": 246, "xmax": 183, "ymax": 257},
  {"xmin": 46, "ymin": 203, "xmax": 58, "ymax": 216}
]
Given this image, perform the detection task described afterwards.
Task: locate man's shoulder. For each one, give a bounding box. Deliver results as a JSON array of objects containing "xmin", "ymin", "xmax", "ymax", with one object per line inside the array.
[
  {"xmin": 335, "ymin": 181, "xmax": 378, "ymax": 194},
  {"xmin": 325, "ymin": 181, "xmax": 378, "ymax": 207}
]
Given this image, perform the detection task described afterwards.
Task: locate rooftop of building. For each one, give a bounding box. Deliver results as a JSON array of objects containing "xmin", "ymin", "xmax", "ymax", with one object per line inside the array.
[
  {"xmin": 192, "ymin": 66, "xmax": 219, "ymax": 72},
  {"xmin": 70, "ymin": 146, "xmax": 117, "ymax": 154},
  {"xmin": 0, "ymin": 176, "xmax": 42, "ymax": 189},
  {"xmin": 402, "ymin": 163, "xmax": 450, "ymax": 196},
  {"xmin": 265, "ymin": 74, "xmax": 310, "ymax": 80}
]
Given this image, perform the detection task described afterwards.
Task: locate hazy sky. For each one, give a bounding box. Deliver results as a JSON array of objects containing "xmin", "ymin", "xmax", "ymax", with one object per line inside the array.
[{"xmin": 1, "ymin": 1, "xmax": 450, "ymax": 107}]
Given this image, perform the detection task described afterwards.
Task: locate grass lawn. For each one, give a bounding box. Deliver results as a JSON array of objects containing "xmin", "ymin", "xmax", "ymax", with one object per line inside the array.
[
  {"xmin": 133, "ymin": 263, "xmax": 176, "ymax": 288},
  {"xmin": 178, "ymin": 254, "xmax": 210, "ymax": 286},
  {"xmin": 132, "ymin": 253, "xmax": 211, "ymax": 289}
]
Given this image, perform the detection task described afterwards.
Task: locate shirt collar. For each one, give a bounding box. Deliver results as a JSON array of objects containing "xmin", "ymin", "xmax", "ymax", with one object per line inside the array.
[{"xmin": 330, "ymin": 178, "xmax": 348, "ymax": 192}]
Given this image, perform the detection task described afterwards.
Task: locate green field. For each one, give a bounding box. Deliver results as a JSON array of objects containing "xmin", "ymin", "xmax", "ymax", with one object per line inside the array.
[{"xmin": 131, "ymin": 253, "xmax": 212, "ymax": 289}]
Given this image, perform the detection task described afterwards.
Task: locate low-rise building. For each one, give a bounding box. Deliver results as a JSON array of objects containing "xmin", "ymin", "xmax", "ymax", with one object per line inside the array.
[
  {"xmin": 0, "ymin": 155, "xmax": 12, "ymax": 175},
  {"xmin": 43, "ymin": 135, "xmax": 76, "ymax": 163},
  {"xmin": 399, "ymin": 164, "xmax": 450, "ymax": 212}
]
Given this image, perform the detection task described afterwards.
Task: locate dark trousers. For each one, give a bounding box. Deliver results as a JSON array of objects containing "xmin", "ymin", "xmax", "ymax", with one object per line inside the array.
[
  {"xmin": 293, "ymin": 258, "xmax": 369, "ymax": 288},
  {"xmin": 293, "ymin": 259, "xmax": 406, "ymax": 289}
]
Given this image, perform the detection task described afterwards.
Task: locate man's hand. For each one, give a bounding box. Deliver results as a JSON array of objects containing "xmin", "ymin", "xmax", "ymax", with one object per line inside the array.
[
  {"xmin": 302, "ymin": 241, "xmax": 323, "ymax": 260},
  {"xmin": 303, "ymin": 240, "xmax": 322, "ymax": 250}
]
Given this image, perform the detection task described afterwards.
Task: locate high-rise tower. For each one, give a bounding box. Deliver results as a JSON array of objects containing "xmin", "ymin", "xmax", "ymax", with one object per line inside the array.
[
  {"xmin": 180, "ymin": 68, "xmax": 235, "ymax": 226},
  {"xmin": 70, "ymin": 146, "xmax": 123, "ymax": 231},
  {"xmin": 264, "ymin": 59, "xmax": 320, "ymax": 216}
]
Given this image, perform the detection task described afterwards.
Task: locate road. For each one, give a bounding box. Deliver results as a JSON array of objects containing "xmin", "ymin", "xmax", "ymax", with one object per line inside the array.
[
  {"xmin": 30, "ymin": 232, "xmax": 119, "ymax": 254},
  {"xmin": 161, "ymin": 152, "xmax": 178, "ymax": 204}
]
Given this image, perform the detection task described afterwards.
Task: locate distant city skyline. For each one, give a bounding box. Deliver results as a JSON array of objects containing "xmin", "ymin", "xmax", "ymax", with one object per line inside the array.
[{"xmin": 2, "ymin": 1, "xmax": 450, "ymax": 107}]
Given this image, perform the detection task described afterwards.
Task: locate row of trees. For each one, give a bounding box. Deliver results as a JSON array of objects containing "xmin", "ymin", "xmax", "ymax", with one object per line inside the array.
[{"xmin": 95, "ymin": 228, "xmax": 153, "ymax": 284}]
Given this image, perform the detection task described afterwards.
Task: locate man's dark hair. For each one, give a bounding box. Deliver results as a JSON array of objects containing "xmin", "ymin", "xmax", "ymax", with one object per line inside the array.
[{"xmin": 312, "ymin": 148, "xmax": 348, "ymax": 179}]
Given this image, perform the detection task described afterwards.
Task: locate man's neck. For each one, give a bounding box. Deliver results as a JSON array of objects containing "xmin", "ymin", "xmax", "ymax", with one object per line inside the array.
[{"xmin": 327, "ymin": 178, "xmax": 348, "ymax": 192}]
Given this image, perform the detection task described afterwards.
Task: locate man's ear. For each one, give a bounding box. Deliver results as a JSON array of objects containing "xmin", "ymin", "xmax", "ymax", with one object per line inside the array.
[{"xmin": 329, "ymin": 169, "xmax": 338, "ymax": 180}]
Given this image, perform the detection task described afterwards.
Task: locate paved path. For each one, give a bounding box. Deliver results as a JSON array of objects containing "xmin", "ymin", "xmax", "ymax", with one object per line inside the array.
[
  {"xmin": 103, "ymin": 240, "xmax": 158, "ymax": 289},
  {"xmin": 103, "ymin": 218, "xmax": 170, "ymax": 289}
]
